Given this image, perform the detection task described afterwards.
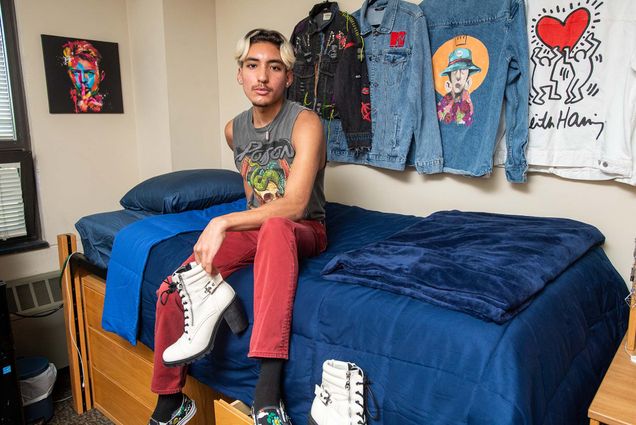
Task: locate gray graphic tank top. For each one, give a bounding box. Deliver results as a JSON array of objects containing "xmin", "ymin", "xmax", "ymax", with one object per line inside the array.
[{"xmin": 232, "ymin": 100, "xmax": 326, "ymax": 221}]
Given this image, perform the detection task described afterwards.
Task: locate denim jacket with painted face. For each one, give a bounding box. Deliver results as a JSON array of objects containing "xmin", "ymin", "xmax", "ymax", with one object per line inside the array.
[
  {"xmin": 420, "ymin": 0, "xmax": 529, "ymax": 182},
  {"xmin": 328, "ymin": 0, "xmax": 443, "ymax": 174}
]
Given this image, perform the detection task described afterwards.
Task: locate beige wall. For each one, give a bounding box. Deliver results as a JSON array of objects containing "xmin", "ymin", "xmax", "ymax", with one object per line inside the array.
[
  {"xmin": 126, "ymin": 0, "xmax": 221, "ymax": 178},
  {"xmin": 164, "ymin": 0, "xmax": 221, "ymax": 171},
  {"xmin": 214, "ymin": 0, "xmax": 636, "ymax": 283},
  {"xmin": 127, "ymin": 0, "xmax": 173, "ymax": 178}
]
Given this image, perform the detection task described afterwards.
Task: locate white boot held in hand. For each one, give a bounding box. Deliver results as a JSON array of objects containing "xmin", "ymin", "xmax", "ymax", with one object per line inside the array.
[
  {"xmin": 162, "ymin": 262, "xmax": 247, "ymax": 366},
  {"xmin": 309, "ymin": 360, "xmax": 367, "ymax": 425}
]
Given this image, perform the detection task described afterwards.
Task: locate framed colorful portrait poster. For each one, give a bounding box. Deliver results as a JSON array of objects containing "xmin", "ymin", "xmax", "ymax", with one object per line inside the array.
[{"xmin": 41, "ymin": 34, "xmax": 124, "ymax": 114}]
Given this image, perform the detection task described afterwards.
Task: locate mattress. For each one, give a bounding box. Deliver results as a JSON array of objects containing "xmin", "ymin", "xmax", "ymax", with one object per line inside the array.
[
  {"xmin": 77, "ymin": 203, "xmax": 628, "ymax": 425},
  {"xmin": 75, "ymin": 209, "xmax": 156, "ymax": 270}
]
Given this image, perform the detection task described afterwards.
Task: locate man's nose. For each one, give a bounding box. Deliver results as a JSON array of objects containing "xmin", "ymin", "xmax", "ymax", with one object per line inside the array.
[{"xmin": 257, "ymin": 67, "xmax": 268, "ymax": 83}]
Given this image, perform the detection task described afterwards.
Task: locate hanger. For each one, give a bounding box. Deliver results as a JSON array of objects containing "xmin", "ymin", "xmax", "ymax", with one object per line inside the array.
[
  {"xmin": 369, "ymin": 0, "xmax": 387, "ymax": 11},
  {"xmin": 320, "ymin": 0, "xmax": 335, "ymax": 11},
  {"xmin": 310, "ymin": 1, "xmax": 336, "ymax": 19}
]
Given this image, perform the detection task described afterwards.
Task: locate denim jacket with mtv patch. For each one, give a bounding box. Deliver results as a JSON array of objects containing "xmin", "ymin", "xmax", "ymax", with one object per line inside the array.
[
  {"xmin": 420, "ymin": 0, "xmax": 529, "ymax": 182},
  {"xmin": 329, "ymin": 0, "xmax": 444, "ymax": 174},
  {"xmin": 287, "ymin": 2, "xmax": 372, "ymax": 151}
]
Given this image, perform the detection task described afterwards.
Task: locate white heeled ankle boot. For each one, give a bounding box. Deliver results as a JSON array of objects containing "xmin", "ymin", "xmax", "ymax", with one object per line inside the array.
[
  {"xmin": 309, "ymin": 360, "xmax": 367, "ymax": 425},
  {"xmin": 162, "ymin": 262, "xmax": 247, "ymax": 366}
]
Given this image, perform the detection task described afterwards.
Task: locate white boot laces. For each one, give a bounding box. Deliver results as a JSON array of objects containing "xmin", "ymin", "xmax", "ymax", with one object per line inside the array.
[
  {"xmin": 176, "ymin": 274, "xmax": 194, "ymax": 341},
  {"xmin": 347, "ymin": 368, "xmax": 365, "ymax": 425},
  {"xmin": 351, "ymin": 366, "xmax": 381, "ymax": 425},
  {"xmin": 178, "ymin": 269, "xmax": 220, "ymax": 341},
  {"xmin": 353, "ymin": 378, "xmax": 365, "ymax": 424}
]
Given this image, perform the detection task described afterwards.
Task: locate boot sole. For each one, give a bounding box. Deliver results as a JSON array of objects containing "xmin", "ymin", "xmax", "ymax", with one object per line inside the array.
[{"xmin": 163, "ymin": 295, "xmax": 248, "ymax": 367}]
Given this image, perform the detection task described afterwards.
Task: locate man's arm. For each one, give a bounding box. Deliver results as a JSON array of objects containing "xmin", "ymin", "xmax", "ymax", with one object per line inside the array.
[
  {"xmin": 224, "ymin": 119, "xmax": 234, "ymax": 149},
  {"xmin": 194, "ymin": 110, "xmax": 325, "ymax": 273}
]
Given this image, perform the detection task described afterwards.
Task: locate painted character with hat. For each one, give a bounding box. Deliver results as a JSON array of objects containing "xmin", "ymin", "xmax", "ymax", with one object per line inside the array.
[{"xmin": 437, "ymin": 47, "xmax": 481, "ymax": 126}]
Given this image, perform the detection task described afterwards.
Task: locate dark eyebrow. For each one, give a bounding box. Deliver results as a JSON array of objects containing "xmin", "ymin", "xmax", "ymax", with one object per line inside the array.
[{"xmin": 244, "ymin": 57, "xmax": 285, "ymax": 66}]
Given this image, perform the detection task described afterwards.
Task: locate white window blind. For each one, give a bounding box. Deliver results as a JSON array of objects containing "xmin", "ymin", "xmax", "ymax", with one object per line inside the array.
[
  {"xmin": 0, "ymin": 6, "xmax": 16, "ymax": 141},
  {"xmin": 0, "ymin": 162, "xmax": 26, "ymax": 239}
]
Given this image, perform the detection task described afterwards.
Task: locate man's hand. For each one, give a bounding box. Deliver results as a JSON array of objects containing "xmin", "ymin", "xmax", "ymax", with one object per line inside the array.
[{"xmin": 193, "ymin": 218, "xmax": 227, "ymax": 275}]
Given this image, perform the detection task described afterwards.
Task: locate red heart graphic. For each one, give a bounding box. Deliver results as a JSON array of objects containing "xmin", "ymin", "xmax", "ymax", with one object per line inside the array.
[{"xmin": 536, "ymin": 8, "xmax": 590, "ymax": 52}]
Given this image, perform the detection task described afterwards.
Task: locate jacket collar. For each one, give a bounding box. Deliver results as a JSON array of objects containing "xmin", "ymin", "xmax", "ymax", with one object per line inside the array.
[
  {"xmin": 358, "ymin": 0, "xmax": 398, "ymax": 36},
  {"xmin": 308, "ymin": 1, "xmax": 340, "ymax": 33}
]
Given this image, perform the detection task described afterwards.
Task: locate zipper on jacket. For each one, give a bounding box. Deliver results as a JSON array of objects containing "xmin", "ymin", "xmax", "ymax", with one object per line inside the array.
[{"xmin": 313, "ymin": 32, "xmax": 324, "ymax": 111}]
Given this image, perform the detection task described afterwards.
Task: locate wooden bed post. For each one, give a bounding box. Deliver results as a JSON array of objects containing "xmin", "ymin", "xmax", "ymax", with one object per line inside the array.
[
  {"xmin": 627, "ymin": 297, "xmax": 636, "ymax": 351},
  {"xmin": 627, "ymin": 239, "xmax": 636, "ymax": 351},
  {"xmin": 57, "ymin": 233, "xmax": 93, "ymax": 414}
]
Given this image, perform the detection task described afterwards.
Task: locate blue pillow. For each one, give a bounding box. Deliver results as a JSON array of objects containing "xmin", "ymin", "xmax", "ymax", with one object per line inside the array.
[{"xmin": 120, "ymin": 169, "xmax": 245, "ymax": 213}]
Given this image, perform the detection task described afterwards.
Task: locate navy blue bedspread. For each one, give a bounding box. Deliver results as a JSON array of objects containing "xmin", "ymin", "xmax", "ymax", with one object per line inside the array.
[
  {"xmin": 75, "ymin": 209, "xmax": 155, "ymax": 269},
  {"xmin": 130, "ymin": 203, "xmax": 628, "ymax": 425},
  {"xmin": 321, "ymin": 210, "xmax": 605, "ymax": 323}
]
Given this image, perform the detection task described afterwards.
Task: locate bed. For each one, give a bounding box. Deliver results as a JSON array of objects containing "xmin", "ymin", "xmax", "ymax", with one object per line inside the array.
[{"xmin": 59, "ymin": 178, "xmax": 628, "ymax": 425}]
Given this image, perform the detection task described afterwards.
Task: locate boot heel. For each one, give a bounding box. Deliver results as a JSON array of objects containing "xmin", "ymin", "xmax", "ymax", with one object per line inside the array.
[{"xmin": 224, "ymin": 297, "xmax": 248, "ymax": 335}]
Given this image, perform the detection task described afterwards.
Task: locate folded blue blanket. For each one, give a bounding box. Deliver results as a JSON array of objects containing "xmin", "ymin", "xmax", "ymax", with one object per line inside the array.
[
  {"xmin": 102, "ymin": 198, "xmax": 246, "ymax": 344},
  {"xmin": 321, "ymin": 210, "xmax": 605, "ymax": 323}
]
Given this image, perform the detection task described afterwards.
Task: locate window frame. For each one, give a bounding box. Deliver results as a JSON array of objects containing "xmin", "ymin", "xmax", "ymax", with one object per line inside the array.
[{"xmin": 0, "ymin": 0, "xmax": 47, "ymax": 255}]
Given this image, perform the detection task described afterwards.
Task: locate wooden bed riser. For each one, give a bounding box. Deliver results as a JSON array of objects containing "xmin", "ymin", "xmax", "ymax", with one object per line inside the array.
[{"xmin": 57, "ymin": 233, "xmax": 251, "ymax": 425}]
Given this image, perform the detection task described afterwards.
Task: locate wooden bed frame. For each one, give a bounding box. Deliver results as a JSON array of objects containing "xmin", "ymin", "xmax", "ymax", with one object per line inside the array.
[{"xmin": 57, "ymin": 233, "xmax": 252, "ymax": 425}]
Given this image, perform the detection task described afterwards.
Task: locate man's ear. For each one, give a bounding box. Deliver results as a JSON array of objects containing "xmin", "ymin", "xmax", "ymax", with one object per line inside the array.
[
  {"xmin": 444, "ymin": 80, "xmax": 452, "ymax": 93},
  {"xmin": 100, "ymin": 70, "xmax": 106, "ymax": 82},
  {"xmin": 466, "ymin": 76, "xmax": 472, "ymax": 91},
  {"xmin": 237, "ymin": 68, "xmax": 243, "ymax": 85},
  {"xmin": 285, "ymin": 70, "xmax": 293, "ymax": 88}
]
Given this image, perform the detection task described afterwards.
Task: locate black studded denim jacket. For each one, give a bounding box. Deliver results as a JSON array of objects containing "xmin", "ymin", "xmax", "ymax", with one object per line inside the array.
[{"xmin": 287, "ymin": 2, "xmax": 372, "ymax": 151}]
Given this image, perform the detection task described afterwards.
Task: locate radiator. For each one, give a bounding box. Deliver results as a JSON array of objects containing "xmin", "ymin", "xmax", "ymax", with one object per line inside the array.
[{"xmin": 6, "ymin": 271, "xmax": 68, "ymax": 368}]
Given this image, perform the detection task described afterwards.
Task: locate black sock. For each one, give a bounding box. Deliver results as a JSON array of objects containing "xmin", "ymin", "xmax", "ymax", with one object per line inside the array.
[
  {"xmin": 253, "ymin": 358, "xmax": 284, "ymax": 411},
  {"xmin": 152, "ymin": 392, "xmax": 183, "ymax": 422}
]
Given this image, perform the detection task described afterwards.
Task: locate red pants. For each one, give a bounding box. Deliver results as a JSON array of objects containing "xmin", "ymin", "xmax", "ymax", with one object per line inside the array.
[{"xmin": 151, "ymin": 217, "xmax": 327, "ymax": 394}]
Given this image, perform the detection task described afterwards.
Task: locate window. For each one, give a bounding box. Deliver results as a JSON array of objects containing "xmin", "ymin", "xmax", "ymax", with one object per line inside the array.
[
  {"xmin": 0, "ymin": 160, "xmax": 27, "ymax": 239},
  {"xmin": 0, "ymin": 0, "xmax": 46, "ymax": 254}
]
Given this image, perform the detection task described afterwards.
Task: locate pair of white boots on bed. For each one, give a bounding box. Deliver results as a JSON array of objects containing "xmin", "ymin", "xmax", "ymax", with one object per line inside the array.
[
  {"xmin": 162, "ymin": 262, "xmax": 247, "ymax": 366},
  {"xmin": 309, "ymin": 360, "xmax": 369, "ymax": 425}
]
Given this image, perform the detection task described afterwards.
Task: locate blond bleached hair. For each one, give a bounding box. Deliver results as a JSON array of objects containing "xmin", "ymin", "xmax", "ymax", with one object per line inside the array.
[{"xmin": 235, "ymin": 29, "xmax": 295, "ymax": 70}]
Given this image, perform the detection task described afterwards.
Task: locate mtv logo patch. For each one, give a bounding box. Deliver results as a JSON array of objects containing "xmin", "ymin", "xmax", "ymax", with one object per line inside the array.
[{"xmin": 390, "ymin": 31, "xmax": 406, "ymax": 48}]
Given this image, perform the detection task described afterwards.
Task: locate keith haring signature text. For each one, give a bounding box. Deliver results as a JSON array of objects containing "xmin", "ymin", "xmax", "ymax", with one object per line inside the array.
[{"xmin": 529, "ymin": 107, "xmax": 605, "ymax": 140}]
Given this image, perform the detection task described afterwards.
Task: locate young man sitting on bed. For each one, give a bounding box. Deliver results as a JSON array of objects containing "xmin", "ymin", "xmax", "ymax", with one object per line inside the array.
[{"xmin": 148, "ymin": 29, "xmax": 327, "ymax": 425}]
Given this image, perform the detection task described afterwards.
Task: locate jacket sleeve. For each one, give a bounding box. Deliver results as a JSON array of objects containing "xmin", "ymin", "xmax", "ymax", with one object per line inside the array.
[
  {"xmin": 412, "ymin": 14, "xmax": 443, "ymax": 174},
  {"xmin": 333, "ymin": 12, "xmax": 373, "ymax": 152},
  {"xmin": 503, "ymin": 0, "xmax": 529, "ymax": 183},
  {"xmin": 286, "ymin": 21, "xmax": 304, "ymax": 104}
]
